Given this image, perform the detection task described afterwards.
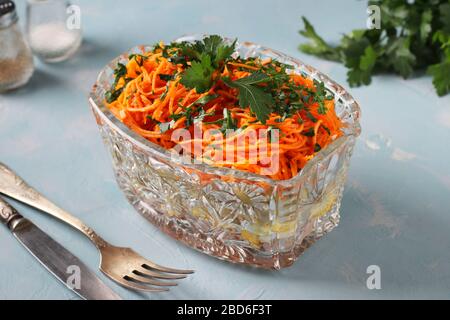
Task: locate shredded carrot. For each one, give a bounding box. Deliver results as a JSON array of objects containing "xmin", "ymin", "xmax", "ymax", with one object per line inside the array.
[
  {"xmin": 227, "ymin": 62, "xmax": 260, "ymax": 71},
  {"xmin": 106, "ymin": 44, "xmax": 344, "ymax": 180}
]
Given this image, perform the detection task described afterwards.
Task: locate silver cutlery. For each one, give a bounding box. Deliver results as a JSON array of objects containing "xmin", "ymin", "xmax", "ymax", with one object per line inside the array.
[
  {"xmin": 0, "ymin": 162, "xmax": 193, "ymax": 292},
  {"xmin": 0, "ymin": 196, "xmax": 121, "ymax": 300}
]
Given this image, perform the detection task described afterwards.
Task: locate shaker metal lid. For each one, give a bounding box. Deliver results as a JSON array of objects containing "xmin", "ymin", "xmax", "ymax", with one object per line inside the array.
[
  {"xmin": 0, "ymin": 0, "xmax": 18, "ymax": 29},
  {"xmin": 0, "ymin": 0, "xmax": 15, "ymax": 15}
]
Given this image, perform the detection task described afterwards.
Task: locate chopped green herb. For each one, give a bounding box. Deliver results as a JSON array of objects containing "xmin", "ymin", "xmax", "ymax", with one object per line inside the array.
[
  {"xmin": 221, "ymin": 108, "xmax": 237, "ymax": 132},
  {"xmin": 128, "ymin": 53, "xmax": 148, "ymax": 66},
  {"xmin": 194, "ymin": 109, "xmax": 216, "ymax": 123},
  {"xmin": 114, "ymin": 63, "xmax": 127, "ymax": 79},
  {"xmin": 168, "ymin": 95, "xmax": 218, "ymax": 127},
  {"xmin": 159, "ymin": 83, "xmax": 170, "ymax": 100},
  {"xmin": 159, "ymin": 74, "xmax": 174, "ymax": 81},
  {"xmin": 302, "ymin": 127, "xmax": 315, "ymax": 137},
  {"xmin": 313, "ymin": 80, "xmax": 330, "ymax": 114},
  {"xmin": 190, "ymin": 94, "xmax": 219, "ymax": 106},
  {"xmin": 105, "ymin": 63, "xmax": 128, "ymax": 103},
  {"xmin": 170, "ymin": 107, "xmax": 194, "ymax": 126},
  {"xmin": 105, "ymin": 88, "xmax": 124, "ymax": 103},
  {"xmin": 305, "ymin": 111, "xmax": 318, "ymax": 123}
]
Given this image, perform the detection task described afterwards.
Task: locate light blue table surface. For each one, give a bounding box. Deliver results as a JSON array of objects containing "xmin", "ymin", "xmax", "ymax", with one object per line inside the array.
[{"xmin": 1, "ymin": 0, "xmax": 450, "ymax": 300}]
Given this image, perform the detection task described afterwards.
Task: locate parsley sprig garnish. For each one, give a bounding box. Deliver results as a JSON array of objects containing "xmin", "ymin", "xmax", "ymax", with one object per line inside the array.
[
  {"xmin": 178, "ymin": 35, "xmax": 237, "ymax": 93},
  {"xmin": 174, "ymin": 36, "xmax": 332, "ymax": 124},
  {"xmin": 299, "ymin": 0, "xmax": 450, "ymax": 96},
  {"xmin": 180, "ymin": 54, "xmax": 215, "ymax": 93},
  {"xmin": 222, "ymin": 72, "xmax": 275, "ymax": 124}
]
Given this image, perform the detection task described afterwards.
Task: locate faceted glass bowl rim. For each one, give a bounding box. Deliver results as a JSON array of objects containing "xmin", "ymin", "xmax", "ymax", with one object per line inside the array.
[{"xmin": 89, "ymin": 34, "xmax": 361, "ymax": 187}]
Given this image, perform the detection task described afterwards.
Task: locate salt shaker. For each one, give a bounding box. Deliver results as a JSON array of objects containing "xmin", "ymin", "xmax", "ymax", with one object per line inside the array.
[
  {"xmin": 0, "ymin": 0, "xmax": 34, "ymax": 92},
  {"xmin": 26, "ymin": 0, "xmax": 82, "ymax": 63}
]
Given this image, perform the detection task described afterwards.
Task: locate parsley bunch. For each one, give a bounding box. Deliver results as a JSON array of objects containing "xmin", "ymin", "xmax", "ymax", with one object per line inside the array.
[{"xmin": 299, "ymin": 0, "xmax": 450, "ymax": 96}]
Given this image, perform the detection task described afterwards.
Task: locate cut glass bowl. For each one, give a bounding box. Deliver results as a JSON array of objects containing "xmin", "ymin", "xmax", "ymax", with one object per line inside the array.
[{"xmin": 89, "ymin": 35, "xmax": 361, "ymax": 269}]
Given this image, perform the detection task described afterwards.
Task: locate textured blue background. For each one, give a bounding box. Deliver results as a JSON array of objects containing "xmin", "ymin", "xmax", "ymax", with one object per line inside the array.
[{"xmin": 1, "ymin": 0, "xmax": 450, "ymax": 299}]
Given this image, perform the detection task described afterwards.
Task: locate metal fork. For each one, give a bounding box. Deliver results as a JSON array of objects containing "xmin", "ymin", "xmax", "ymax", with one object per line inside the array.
[{"xmin": 0, "ymin": 162, "xmax": 193, "ymax": 292}]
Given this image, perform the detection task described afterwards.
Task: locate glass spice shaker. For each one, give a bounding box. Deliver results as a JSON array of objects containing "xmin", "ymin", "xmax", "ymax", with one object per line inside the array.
[
  {"xmin": 0, "ymin": 0, "xmax": 34, "ymax": 92},
  {"xmin": 26, "ymin": 0, "xmax": 82, "ymax": 63}
]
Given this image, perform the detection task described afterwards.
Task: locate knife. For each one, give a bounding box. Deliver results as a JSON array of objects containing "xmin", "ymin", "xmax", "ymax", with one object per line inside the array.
[{"xmin": 0, "ymin": 196, "xmax": 121, "ymax": 300}]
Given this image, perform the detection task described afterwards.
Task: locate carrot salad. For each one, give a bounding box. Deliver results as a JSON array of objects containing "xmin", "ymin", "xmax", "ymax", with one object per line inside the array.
[{"xmin": 105, "ymin": 35, "xmax": 343, "ymax": 180}]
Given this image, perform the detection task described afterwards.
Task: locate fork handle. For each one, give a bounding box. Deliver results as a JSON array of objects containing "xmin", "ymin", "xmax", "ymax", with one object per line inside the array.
[{"xmin": 0, "ymin": 162, "xmax": 107, "ymax": 249}]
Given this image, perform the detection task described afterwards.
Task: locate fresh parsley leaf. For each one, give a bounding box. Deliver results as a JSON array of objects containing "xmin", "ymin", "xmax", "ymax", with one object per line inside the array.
[
  {"xmin": 202, "ymin": 35, "xmax": 226, "ymax": 64},
  {"xmin": 345, "ymin": 45, "xmax": 377, "ymax": 87},
  {"xmin": 347, "ymin": 68, "xmax": 372, "ymax": 87},
  {"xmin": 387, "ymin": 37, "xmax": 416, "ymax": 78},
  {"xmin": 420, "ymin": 9, "xmax": 433, "ymax": 43},
  {"xmin": 440, "ymin": 3, "xmax": 450, "ymax": 33},
  {"xmin": 180, "ymin": 53, "xmax": 214, "ymax": 93},
  {"xmin": 177, "ymin": 35, "xmax": 236, "ymax": 79},
  {"xmin": 223, "ymin": 72, "xmax": 275, "ymax": 124},
  {"xmin": 299, "ymin": 17, "xmax": 340, "ymax": 61},
  {"xmin": 427, "ymin": 60, "xmax": 450, "ymax": 96},
  {"xmin": 215, "ymin": 39, "xmax": 237, "ymax": 66},
  {"xmin": 341, "ymin": 33, "xmax": 370, "ymax": 69},
  {"xmin": 189, "ymin": 35, "xmax": 237, "ymax": 68},
  {"xmin": 360, "ymin": 45, "xmax": 377, "ymax": 72}
]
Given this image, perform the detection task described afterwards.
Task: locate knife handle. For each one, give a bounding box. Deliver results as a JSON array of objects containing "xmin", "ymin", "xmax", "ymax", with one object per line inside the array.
[
  {"xmin": 0, "ymin": 196, "xmax": 24, "ymax": 230},
  {"xmin": 0, "ymin": 163, "xmax": 107, "ymax": 249}
]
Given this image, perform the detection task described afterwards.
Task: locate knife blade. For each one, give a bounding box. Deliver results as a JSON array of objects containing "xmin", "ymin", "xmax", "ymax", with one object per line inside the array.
[{"xmin": 0, "ymin": 196, "xmax": 121, "ymax": 300}]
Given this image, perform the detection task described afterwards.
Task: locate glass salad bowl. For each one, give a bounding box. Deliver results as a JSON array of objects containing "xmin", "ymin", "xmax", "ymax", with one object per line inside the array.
[{"xmin": 88, "ymin": 34, "xmax": 361, "ymax": 269}]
